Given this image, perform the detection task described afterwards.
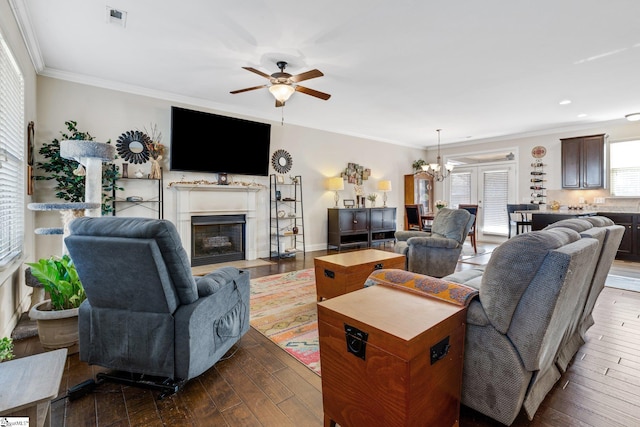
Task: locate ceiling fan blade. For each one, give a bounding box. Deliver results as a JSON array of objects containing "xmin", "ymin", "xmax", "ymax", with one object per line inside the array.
[
  {"xmin": 230, "ymin": 84, "xmax": 268, "ymax": 94},
  {"xmin": 289, "ymin": 69, "xmax": 324, "ymax": 83},
  {"xmin": 242, "ymin": 67, "xmax": 271, "ymax": 79},
  {"xmin": 295, "ymin": 85, "xmax": 331, "ymax": 100}
]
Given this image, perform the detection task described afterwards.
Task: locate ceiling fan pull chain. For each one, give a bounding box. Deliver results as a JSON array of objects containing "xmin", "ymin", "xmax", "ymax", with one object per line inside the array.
[{"xmin": 281, "ymin": 105, "xmax": 285, "ymax": 126}]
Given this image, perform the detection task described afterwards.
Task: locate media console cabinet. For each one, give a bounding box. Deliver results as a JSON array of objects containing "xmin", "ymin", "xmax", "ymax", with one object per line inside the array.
[{"xmin": 327, "ymin": 207, "xmax": 396, "ymax": 251}]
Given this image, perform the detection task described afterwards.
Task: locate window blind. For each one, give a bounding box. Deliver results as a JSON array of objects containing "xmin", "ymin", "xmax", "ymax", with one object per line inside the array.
[
  {"xmin": 450, "ymin": 171, "xmax": 471, "ymax": 208},
  {"xmin": 610, "ymin": 140, "xmax": 640, "ymax": 196},
  {"xmin": 0, "ymin": 35, "xmax": 25, "ymax": 269},
  {"xmin": 482, "ymin": 170, "xmax": 508, "ymax": 235}
]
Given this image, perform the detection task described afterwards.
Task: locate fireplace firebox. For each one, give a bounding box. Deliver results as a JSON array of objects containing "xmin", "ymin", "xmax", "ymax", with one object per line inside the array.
[{"xmin": 191, "ymin": 215, "xmax": 245, "ymax": 266}]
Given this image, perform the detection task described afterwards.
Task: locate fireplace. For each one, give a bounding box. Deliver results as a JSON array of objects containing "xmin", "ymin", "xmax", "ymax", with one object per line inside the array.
[{"xmin": 191, "ymin": 215, "xmax": 246, "ymax": 266}]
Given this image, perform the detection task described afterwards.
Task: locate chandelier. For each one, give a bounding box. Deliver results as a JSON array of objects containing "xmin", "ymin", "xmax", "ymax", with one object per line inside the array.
[{"xmin": 422, "ymin": 129, "xmax": 454, "ymax": 181}]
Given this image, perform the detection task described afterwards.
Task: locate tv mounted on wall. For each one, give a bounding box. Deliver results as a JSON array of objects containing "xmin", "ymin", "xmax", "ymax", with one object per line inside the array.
[{"xmin": 170, "ymin": 106, "xmax": 272, "ymax": 176}]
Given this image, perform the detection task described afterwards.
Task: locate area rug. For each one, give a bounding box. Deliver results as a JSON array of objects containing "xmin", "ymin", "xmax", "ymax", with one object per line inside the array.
[
  {"xmin": 249, "ymin": 268, "xmax": 321, "ymax": 375},
  {"xmin": 192, "ymin": 258, "xmax": 275, "ymax": 276}
]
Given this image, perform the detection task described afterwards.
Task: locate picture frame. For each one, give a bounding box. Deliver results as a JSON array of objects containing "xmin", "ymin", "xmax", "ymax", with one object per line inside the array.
[{"xmin": 343, "ymin": 199, "xmax": 355, "ymax": 208}]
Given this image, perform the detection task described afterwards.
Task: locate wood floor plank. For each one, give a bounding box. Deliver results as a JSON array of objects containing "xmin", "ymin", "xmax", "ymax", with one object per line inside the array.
[
  {"xmin": 215, "ymin": 352, "xmax": 297, "ymax": 427},
  {"xmin": 234, "ymin": 346, "xmax": 295, "ymax": 404}
]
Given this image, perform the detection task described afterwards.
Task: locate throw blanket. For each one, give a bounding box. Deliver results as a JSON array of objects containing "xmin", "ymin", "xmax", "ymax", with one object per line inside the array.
[{"xmin": 364, "ymin": 269, "xmax": 478, "ymax": 307}]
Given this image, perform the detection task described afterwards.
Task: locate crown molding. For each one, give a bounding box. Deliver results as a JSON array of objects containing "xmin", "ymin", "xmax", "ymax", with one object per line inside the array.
[{"xmin": 9, "ymin": 0, "xmax": 44, "ymax": 73}]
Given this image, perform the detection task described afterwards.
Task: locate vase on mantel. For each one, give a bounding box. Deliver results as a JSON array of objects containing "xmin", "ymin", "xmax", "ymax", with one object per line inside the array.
[{"xmin": 149, "ymin": 157, "xmax": 162, "ymax": 180}]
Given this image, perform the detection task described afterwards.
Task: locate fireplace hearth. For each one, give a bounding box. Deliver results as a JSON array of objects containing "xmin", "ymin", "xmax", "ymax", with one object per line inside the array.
[{"xmin": 191, "ymin": 215, "xmax": 246, "ymax": 266}]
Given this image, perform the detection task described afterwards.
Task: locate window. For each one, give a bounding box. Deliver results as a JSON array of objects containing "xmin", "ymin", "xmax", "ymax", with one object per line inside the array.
[
  {"xmin": 0, "ymin": 34, "xmax": 25, "ymax": 269},
  {"xmin": 610, "ymin": 140, "xmax": 640, "ymax": 196}
]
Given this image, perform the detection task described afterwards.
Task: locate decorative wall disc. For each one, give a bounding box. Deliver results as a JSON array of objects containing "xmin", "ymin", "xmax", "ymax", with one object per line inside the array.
[
  {"xmin": 531, "ymin": 146, "xmax": 547, "ymax": 158},
  {"xmin": 272, "ymin": 149, "xmax": 293, "ymax": 173},
  {"xmin": 116, "ymin": 130, "xmax": 151, "ymax": 164}
]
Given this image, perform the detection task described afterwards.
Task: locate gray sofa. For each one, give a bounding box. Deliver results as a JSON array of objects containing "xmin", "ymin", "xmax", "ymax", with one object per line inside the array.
[
  {"xmin": 65, "ymin": 217, "xmax": 250, "ymax": 389},
  {"xmin": 394, "ymin": 207, "xmax": 474, "ymax": 277},
  {"xmin": 443, "ymin": 226, "xmax": 601, "ymax": 425},
  {"xmin": 540, "ymin": 216, "xmax": 624, "ymax": 372}
]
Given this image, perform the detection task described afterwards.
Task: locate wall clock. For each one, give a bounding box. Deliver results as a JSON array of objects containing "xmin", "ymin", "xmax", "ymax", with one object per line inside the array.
[
  {"xmin": 116, "ymin": 130, "xmax": 151, "ymax": 164},
  {"xmin": 272, "ymin": 149, "xmax": 292, "ymax": 174},
  {"xmin": 531, "ymin": 146, "xmax": 547, "ymax": 158}
]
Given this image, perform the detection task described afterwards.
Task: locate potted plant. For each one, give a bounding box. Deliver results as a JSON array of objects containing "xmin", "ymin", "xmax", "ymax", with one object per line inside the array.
[
  {"xmin": 26, "ymin": 254, "xmax": 85, "ymax": 351},
  {"xmin": 0, "ymin": 337, "xmax": 14, "ymax": 362},
  {"xmin": 412, "ymin": 159, "xmax": 427, "ymax": 173}
]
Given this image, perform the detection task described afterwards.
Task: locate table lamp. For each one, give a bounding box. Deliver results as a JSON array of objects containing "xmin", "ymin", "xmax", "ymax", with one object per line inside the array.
[
  {"xmin": 377, "ymin": 180, "xmax": 392, "ymax": 207},
  {"xmin": 328, "ymin": 177, "xmax": 345, "ymax": 207}
]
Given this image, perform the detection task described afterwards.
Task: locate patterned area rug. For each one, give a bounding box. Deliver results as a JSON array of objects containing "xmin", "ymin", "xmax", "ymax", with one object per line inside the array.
[{"xmin": 249, "ymin": 268, "xmax": 321, "ymax": 375}]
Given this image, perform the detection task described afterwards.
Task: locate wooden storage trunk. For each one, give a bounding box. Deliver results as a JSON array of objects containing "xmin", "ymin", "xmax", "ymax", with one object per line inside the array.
[
  {"xmin": 314, "ymin": 249, "xmax": 405, "ymax": 301},
  {"xmin": 318, "ymin": 284, "xmax": 467, "ymax": 427}
]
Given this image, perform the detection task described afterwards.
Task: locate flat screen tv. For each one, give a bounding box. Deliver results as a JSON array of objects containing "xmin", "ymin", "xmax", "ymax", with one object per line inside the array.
[{"xmin": 170, "ymin": 106, "xmax": 271, "ymax": 176}]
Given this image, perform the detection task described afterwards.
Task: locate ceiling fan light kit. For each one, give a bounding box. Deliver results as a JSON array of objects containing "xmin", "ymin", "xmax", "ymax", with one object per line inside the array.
[
  {"xmin": 268, "ymin": 83, "xmax": 295, "ymax": 103},
  {"xmin": 231, "ymin": 61, "xmax": 331, "ymax": 107}
]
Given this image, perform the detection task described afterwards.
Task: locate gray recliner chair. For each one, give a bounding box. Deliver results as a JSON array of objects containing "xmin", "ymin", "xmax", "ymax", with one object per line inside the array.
[
  {"xmin": 444, "ymin": 227, "xmax": 600, "ymax": 425},
  {"xmin": 542, "ymin": 216, "xmax": 624, "ymax": 372},
  {"xmin": 394, "ymin": 207, "xmax": 474, "ymax": 278},
  {"xmin": 65, "ymin": 216, "xmax": 250, "ymax": 397}
]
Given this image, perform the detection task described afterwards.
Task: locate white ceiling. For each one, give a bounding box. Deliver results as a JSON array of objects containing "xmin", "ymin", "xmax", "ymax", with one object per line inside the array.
[{"xmin": 10, "ymin": 0, "xmax": 640, "ymax": 149}]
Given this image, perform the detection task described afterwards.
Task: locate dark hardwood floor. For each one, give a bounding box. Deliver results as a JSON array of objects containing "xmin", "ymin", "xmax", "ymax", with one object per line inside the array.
[{"xmin": 11, "ymin": 242, "xmax": 640, "ymax": 426}]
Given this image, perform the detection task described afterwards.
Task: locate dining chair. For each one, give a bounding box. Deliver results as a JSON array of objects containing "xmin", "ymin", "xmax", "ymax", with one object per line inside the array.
[
  {"xmin": 405, "ymin": 204, "xmax": 424, "ymax": 231},
  {"xmin": 506, "ymin": 204, "xmax": 540, "ymax": 237},
  {"xmin": 458, "ymin": 204, "xmax": 478, "ymax": 253}
]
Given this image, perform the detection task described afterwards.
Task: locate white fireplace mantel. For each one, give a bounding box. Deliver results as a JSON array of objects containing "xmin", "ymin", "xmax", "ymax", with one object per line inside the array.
[{"xmin": 171, "ymin": 184, "xmax": 263, "ymax": 261}]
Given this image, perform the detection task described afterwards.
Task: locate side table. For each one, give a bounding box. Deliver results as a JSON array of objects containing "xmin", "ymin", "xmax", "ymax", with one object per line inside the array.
[
  {"xmin": 318, "ymin": 284, "xmax": 468, "ymax": 426},
  {"xmin": 0, "ymin": 348, "xmax": 67, "ymax": 427},
  {"xmin": 314, "ymin": 249, "xmax": 405, "ymax": 301}
]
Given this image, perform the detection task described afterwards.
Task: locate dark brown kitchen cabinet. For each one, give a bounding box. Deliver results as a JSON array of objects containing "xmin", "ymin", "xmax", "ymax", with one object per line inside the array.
[
  {"xmin": 561, "ymin": 134, "xmax": 605, "ymax": 189},
  {"xmin": 598, "ymin": 212, "xmax": 636, "ymax": 260}
]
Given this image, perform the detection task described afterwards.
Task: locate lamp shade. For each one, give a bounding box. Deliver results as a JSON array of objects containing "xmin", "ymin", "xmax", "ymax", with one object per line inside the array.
[
  {"xmin": 328, "ymin": 177, "xmax": 344, "ymax": 191},
  {"xmin": 377, "ymin": 180, "xmax": 392, "ymax": 192},
  {"xmin": 269, "ymin": 84, "xmax": 295, "ymax": 103}
]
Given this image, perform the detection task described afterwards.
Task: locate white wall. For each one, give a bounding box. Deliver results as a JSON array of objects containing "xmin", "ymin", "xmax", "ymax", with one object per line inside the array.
[
  {"xmin": 0, "ymin": 0, "xmax": 38, "ymax": 337},
  {"xmin": 33, "ymin": 76, "xmax": 428, "ymax": 259}
]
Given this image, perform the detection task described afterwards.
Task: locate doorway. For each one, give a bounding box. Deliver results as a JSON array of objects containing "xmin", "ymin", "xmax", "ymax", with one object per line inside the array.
[{"xmin": 445, "ymin": 162, "xmax": 516, "ymax": 241}]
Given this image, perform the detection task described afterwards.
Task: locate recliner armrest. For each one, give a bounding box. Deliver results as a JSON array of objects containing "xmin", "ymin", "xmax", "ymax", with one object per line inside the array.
[
  {"xmin": 394, "ymin": 230, "xmax": 432, "ymax": 242},
  {"xmin": 195, "ymin": 266, "xmax": 244, "ymax": 297},
  {"xmin": 407, "ymin": 236, "xmax": 460, "ymax": 249}
]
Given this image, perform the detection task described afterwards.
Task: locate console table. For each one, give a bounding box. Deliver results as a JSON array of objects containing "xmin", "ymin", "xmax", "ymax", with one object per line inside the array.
[
  {"xmin": 327, "ymin": 207, "xmax": 396, "ymax": 251},
  {"xmin": 0, "ymin": 348, "xmax": 67, "ymax": 427}
]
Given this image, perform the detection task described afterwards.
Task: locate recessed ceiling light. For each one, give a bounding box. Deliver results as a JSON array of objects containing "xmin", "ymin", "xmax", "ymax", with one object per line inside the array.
[
  {"xmin": 625, "ymin": 113, "xmax": 640, "ymax": 121},
  {"xmin": 559, "ymin": 99, "xmax": 572, "ymax": 105},
  {"xmin": 577, "ymin": 113, "xmax": 588, "ymax": 118}
]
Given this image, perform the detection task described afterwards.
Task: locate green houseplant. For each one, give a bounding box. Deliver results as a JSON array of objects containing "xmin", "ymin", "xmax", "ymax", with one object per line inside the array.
[
  {"xmin": 36, "ymin": 120, "xmax": 119, "ymax": 215},
  {"xmin": 0, "ymin": 337, "xmax": 14, "ymax": 362},
  {"xmin": 26, "ymin": 254, "xmax": 85, "ymax": 351},
  {"xmin": 27, "ymin": 255, "xmax": 85, "ymax": 310}
]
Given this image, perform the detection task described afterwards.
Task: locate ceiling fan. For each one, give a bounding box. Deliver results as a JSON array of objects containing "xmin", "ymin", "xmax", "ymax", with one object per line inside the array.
[{"xmin": 230, "ymin": 61, "xmax": 331, "ymax": 107}]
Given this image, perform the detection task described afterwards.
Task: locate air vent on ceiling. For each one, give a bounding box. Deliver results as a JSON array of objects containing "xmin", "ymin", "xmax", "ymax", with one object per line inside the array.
[{"xmin": 106, "ymin": 6, "xmax": 127, "ymax": 27}]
